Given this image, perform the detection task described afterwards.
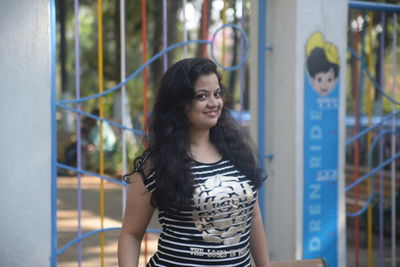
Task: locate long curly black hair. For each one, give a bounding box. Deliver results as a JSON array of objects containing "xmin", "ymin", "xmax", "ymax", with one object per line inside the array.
[{"xmin": 124, "ymin": 58, "xmax": 265, "ymax": 211}]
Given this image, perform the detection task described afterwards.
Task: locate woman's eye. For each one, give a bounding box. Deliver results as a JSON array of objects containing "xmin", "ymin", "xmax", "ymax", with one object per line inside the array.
[
  {"xmin": 195, "ymin": 94, "xmax": 207, "ymax": 100},
  {"xmin": 214, "ymin": 91, "xmax": 222, "ymax": 98}
]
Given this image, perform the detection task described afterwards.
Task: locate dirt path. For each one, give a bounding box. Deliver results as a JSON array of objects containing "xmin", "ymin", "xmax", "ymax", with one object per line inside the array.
[
  {"xmin": 57, "ymin": 176, "xmax": 159, "ymax": 266},
  {"xmin": 57, "ymin": 175, "xmax": 399, "ymax": 266}
]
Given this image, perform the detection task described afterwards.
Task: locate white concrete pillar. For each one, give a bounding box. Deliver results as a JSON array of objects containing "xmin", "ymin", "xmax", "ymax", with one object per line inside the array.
[
  {"xmin": 250, "ymin": 0, "xmax": 347, "ymax": 266},
  {"xmin": 0, "ymin": 0, "xmax": 51, "ymax": 266}
]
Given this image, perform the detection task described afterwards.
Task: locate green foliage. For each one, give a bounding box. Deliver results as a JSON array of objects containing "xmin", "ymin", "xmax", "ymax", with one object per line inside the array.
[
  {"xmin": 346, "ymin": 10, "xmax": 400, "ymax": 117},
  {"xmin": 56, "ymin": 0, "xmax": 253, "ymax": 176},
  {"xmin": 110, "ymin": 136, "xmax": 144, "ymax": 177}
]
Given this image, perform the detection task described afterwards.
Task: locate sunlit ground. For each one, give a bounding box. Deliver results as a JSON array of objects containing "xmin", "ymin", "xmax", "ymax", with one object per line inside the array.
[
  {"xmin": 56, "ymin": 171, "xmax": 399, "ymax": 266},
  {"xmin": 57, "ymin": 175, "xmax": 160, "ymax": 267}
]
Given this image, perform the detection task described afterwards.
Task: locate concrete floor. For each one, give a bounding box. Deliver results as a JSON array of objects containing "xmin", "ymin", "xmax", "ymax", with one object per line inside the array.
[
  {"xmin": 345, "ymin": 224, "xmax": 400, "ymax": 266},
  {"xmin": 57, "ymin": 176, "xmax": 160, "ymax": 266},
  {"xmin": 56, "ymin": 175, "xmax": 399, "ymax": 267}
]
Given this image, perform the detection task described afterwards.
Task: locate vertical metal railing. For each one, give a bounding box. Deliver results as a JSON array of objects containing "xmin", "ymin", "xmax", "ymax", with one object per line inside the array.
[
  {"xmin": 50, "ymin": 1, "xmax": 251, "ymax": 266},
  {"xmin": 347, "ymin": 2, "xmax": 400, "ymax": 267}
]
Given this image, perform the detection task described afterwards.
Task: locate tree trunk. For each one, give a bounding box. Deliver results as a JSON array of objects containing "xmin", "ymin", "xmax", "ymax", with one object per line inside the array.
[
  {"xmin": 196, "ymin": 0, "xmax": 212, "ymax": 58},
  {"xmin": 150, "ymin": 0, "xmax": 181, "ymax": 92},
  {"xmin": 167, "ymin": 0, "xmax": 179, "ymax": 64},
  {"xmin": 58, "ymin": 0, "xmax": 68, "ymax": 94},
  {"xmin": 114, "ymin": 1, "xmax": 121, "ymax": 83},
  {"xmin": 150, "ymin": 0, "xmax": 163, "ymax": 93},
  {"xmin": 113, "ymin": 0, "xmax": 123, "ymax": 122},
  {"xmin": 58, "ymin": 0, "xmax": 75, "ymax": 133},
  {"xmin": 227, "ymin": 3, "xmax": 239, "ymax": 109}
]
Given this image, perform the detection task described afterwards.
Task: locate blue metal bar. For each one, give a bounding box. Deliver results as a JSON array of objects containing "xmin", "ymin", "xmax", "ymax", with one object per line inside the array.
[
  {"xmin": 357, "ymin": 128, "xmax": 397, "ymax": 190},
  {"xmin": 57, "ymin": 163, "xmax": 127, "ymax": 186},
  {"xmin": 349, "ymin": 1, "xmax": 400, "ymax": 13},
  {"xmin": 211, "ymin": 23, "xmax": 249, "ymax": 71},
  {"xmin": 56, "ymin": 104, "xmax": 146, "ymax": 136},
  {"xmin": 57, "ymin": 227, "xmax": 161, "ymax": 256},
  {"xmin": 346, "ymin": 188, "xmax": 375, "ymax": 217},
  {"xmin": 58, "ymin": 39, "xmax": 210, "ymax": 105},
  {"xmin": 378, "ymin": 13, "xmax": 386, "ymax": 266},
  {"xmin": 257, "ymin": 0, "xmax": 267, "ymax": 220},
  {"xmin": 58, "ymin": 23, "xmax": 250, "ymax": 106},
  {"xmin": 73, "ymin": 1, "xmax": 83, "ymax": 264},
  {"xmin": 145, "ymin": 228, "xmax": 162, "ymax": 234},
  {"xmin": 358, "ymin": 25, "xmax": 366, "ymax": 125},
  {"xmin": 50, "ymin": 0, "xmax": 58, "ymax": 265},
  {"xmin": 348, "ymin": 47, "xmax": 400, "ymax": 105},
  {"xmin": 345, "ymin": 151, "xmax": 400, "ymax": 192},
  {"xmin": 346, "ymin": 130, "xmax": 400, "ymax": 217},
  {"xmin": 390, "ymin": 13, "xmax": 398, "ymax": 267},
  {"xmin": 346, "ymin": 128, "xmax": 400, "ymax": 192},
  {"xmin": 345, "ymin": 110, "xmax": 400, "ymax": 145},
  {"xmin": 264, "ymin": 154, "xmax": 274, "ymax": 160},
  {"xmin": 57, "ymin": 228, "xmax": 121, "ymax": 255}
]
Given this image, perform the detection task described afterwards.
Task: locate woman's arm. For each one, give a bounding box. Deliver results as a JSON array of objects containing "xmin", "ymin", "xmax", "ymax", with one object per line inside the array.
[
  {"xmin": 118, "ymin": 173, "xmax": 155, "ymax": 267},
  {"xmin": 250, "ymin": 200, "xmax": 271, "ymax": 267}
]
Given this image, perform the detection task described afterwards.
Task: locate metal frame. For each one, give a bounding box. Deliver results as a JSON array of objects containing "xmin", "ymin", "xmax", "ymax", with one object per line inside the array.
[{"xmin": 49, "ymin": 6, "xmax": 251, "ymax": 264}]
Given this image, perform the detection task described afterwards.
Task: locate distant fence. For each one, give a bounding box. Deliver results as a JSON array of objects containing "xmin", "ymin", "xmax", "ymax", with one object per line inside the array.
[
  {"xmin": 346, "ymin": 2, "xmax": 399, "ymax": 267},
  {"xmin": 50, "ymin": 0, "xmax": 250, "ymax": 266}
]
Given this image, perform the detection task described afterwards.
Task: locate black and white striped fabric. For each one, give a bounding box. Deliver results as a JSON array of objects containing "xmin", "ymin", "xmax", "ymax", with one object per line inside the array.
[{"xmin": 143, "ymin": 158, "xmax": 257, "ymax": 267}]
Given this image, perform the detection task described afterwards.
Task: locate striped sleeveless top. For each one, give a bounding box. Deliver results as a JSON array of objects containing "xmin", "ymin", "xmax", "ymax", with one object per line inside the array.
[{"xmin": 142, "ymin": 158, "xmax": 257, "ymax": 266}]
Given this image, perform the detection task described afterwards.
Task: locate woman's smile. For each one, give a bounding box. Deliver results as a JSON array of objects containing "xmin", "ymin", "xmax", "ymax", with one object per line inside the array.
[
  {"xmin": 204, "ymin": 110, "xmax": 219, "ymax": 117},
  {"xmin": 186, "ymin": 73, "xmax": 223, "ymax": 131}
]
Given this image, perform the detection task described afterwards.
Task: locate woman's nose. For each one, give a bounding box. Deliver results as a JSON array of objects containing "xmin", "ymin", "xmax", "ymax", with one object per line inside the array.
[{"xmin": 207, "ymin": 95, "xmax": 218, "ymax": 106}]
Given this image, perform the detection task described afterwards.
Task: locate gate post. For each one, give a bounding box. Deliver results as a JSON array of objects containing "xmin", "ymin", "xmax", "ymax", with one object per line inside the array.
[
  {"xmin": 250, "ymin": 1, "xmax": 348, "ymax": 266},
  {"xmin": 0, "ymin": 0, "xmax": 52, "ymax": 266}
]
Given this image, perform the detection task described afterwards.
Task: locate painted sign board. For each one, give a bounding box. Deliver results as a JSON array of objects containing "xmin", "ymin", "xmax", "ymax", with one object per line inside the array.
[{"xmin": 303, "ymin": 32, "xmax": 340, "ymax": 266}]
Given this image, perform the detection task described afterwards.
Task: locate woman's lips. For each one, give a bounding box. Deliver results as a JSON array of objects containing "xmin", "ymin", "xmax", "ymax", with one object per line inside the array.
[{"xmin": 204, "ymin": 110, "xmax": 219, "ymax": 117}]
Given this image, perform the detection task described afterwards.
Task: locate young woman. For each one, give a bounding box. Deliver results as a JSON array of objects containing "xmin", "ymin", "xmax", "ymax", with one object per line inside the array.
[{"xmin": 118, "ymin": 58, "xmax": 270, "ymax": 267}]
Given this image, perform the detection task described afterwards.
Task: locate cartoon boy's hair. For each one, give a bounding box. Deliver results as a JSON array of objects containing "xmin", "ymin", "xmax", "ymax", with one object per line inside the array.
[{"xmin": 307, "ymin": 47, "xmax": 339, "ymax": 78}]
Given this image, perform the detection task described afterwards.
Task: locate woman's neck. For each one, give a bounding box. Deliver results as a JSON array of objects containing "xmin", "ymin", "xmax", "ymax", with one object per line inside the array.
[
  {"xmin": 188, "ymin": 129, "xmax": 221, "ymax": 163},
  {"xmin": 188, "ymin": 128, "xmax": 210, "ymax": 147}
]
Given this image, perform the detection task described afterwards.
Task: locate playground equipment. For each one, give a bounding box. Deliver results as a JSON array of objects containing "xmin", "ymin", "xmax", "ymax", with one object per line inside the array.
[
  {"xmin": 346, "ymin": 2, "xmax": 400, "ymax": 267},
  {"xmin": 49, "ymin": 1, "xmax": 399, "ymax": 267},
  {"xmin": 51, "ymin": 1, "xmax": 249, "ymax": 266}
]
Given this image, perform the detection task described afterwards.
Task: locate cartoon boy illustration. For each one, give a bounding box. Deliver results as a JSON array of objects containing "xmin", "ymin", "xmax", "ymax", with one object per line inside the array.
[{"xmin": 306, "ymin": 32, "xmax": 340, "ymax": 96}]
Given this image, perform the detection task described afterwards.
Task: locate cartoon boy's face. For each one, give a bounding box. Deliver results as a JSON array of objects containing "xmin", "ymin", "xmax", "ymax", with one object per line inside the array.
[{"xmin": 310, "ymin": 68, "xmax": 336, "ymax": 96}]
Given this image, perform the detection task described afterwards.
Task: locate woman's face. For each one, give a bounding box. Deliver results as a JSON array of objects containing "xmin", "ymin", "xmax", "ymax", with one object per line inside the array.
[{"xmin": 186, "ymin": 73, "xmax": 223, "ymax": 132}]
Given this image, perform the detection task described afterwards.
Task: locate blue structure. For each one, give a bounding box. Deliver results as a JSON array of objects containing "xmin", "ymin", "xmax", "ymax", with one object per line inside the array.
[{"xmin": 44, "ymin": 0, "xmax": 400, "ymax": 266}]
